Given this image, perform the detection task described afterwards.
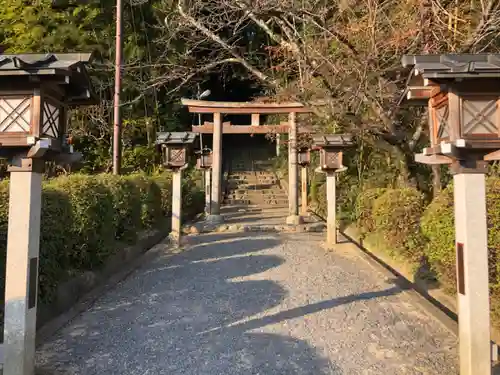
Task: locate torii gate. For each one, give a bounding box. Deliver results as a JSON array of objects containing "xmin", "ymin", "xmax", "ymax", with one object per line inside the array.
[{"xmin": 181, "ymin": 99, "xmax": 315, "ymax": 225}]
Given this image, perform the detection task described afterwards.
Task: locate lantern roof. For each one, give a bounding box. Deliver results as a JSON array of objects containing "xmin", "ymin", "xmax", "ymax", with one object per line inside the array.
[
  {"xmin": 312, "ymin": 134, "xmax": 354, "ymax": 148},
  {"xmin": 0, "ymin": 52, "xmax": 97, "ymax": 105},
  {"xmin": 402, "ymin": 54, "xmax": 500, "ymax": 80},
  {"xmin": 156, "ymin": 131, "xmax": 197, "ymax": 145}
]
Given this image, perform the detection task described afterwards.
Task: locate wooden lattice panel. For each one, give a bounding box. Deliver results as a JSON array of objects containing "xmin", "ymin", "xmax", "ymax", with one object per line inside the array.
[
  {"xmin": 320, "ymin": 150, "xmax": 342, "ymax": 170},
  {"xmin": 462, "ymin": 99, "xmax": 497, "ymax": 136},
  {"xmin": 435, "ymin": 105, "xmax": 449, "ymax": 139},
  {"xmin": 0, "ymin": 97, "xmax": 31, "ymax": 133},
  {"xmin": 42, "ymin": 102, "xmax": 60, "ymax": 138}
]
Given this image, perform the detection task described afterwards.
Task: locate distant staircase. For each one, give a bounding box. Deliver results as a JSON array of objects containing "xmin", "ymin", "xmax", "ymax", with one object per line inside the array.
[{"xmin": 223, "ymin": 150, "xmax": 288, "ymax": 208}]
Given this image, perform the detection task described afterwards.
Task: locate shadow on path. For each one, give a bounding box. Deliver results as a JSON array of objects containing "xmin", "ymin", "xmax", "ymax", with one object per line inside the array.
[
  {"xmin": 37, "ymin": 234, "xmax": 343, "ymax": 374},
  {"xmin": 199, "ymin": 286, "xmax": 403, "ymax": 336}
]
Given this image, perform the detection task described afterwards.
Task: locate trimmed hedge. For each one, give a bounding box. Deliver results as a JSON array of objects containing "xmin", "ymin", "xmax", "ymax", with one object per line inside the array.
[
  {"xmin": 420, "ymin": 185, "xmax": 455, "ymax": 287},
  {"xmin": 355, "ymin": 187, "xmax": 387, "ymax": 235},
  {"xmin": 0, "ymin": 171, "xmax": 204, "ymax": 308},
  {"xmin": 372, "ymin": 187, "xmax": 425, "ymax": 261}
]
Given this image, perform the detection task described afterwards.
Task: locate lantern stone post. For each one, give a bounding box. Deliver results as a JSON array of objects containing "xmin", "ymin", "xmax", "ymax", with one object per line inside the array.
[
  {"xmin": 196, "ymin": 147, "xmax": 213, "ymax": 215},
  {"xmin": 0, "ymin": 53, "xmax": 96, "ymax": 375},
  {"xmin": 401, "ymin": 53, "xmax": 500, "ymax": 375},
  {"xmin": 156, "ymin": 132, "xmax": 197, "ymax": 247},
  {"xmin": 301, "ymin": 167, "xmax": 308, "ymax": 215},
  {"xmin": 298, "ymin": 147, "xmax": 311, "ymax": 216},
  {"xmin": 313, "ymin": 135, "xmax": 353, "ymax": 249},
  {"xmin": 204, "ymin": 170, "xmax": 211, "ymax": 214}
]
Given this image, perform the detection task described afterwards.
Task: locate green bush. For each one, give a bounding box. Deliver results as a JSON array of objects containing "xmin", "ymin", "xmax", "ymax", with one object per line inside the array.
[
  {"xmin": 150, "ymin": 172, "xmax": 172, "ymax": 216},
  {"xmin": 96, "ymin": 174, "xmax": 142, "ymax": 243},
  {"xmin": 182, "ymin": 177, "xmax": 205, "ymax": 220},
  {"xmin": 38, "ymin": 184, "xmax": 74, "ymax": 303},
  {"xmin": 50, "ymin": 174, "xmax": 116, "ymax": 269},
  {"xmin": 421, "ymin": 177, "xmax": 500, "ymax": 290},
  {"xmin": 355, "ymin": 187, "xmax": 387, "ymax": 235},
  {"xmin": 420, "ymin": 185, "xmax": 455, "ymax": 287},
  {"xmin": 126, "ymin": 173, "xmax": 163, "ymax": 229},
  {"xmin": 371, "ymin": 187, "xmax": 425, "ymax": 260}
]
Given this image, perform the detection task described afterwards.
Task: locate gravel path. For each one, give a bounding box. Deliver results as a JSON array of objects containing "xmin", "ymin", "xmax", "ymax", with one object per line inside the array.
[{"xmin": 36, "ymin": 231, "xmax": 458, "ymax": 375}]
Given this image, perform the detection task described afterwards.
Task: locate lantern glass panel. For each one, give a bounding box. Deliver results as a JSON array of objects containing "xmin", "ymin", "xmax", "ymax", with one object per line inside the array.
[{"xmin": 461, "ymin": 98, "xmax": 498, "ymax": 136}]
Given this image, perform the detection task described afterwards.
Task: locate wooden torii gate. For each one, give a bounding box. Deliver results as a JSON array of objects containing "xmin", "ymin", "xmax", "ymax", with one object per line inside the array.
[{"xmin": 181, "ymin": 99, "xmax": 315, "ymax": 225}]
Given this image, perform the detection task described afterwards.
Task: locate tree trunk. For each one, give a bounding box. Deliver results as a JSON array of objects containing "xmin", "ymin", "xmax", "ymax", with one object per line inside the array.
[{"xmin": 432, "ymin": 165, "xmax": 442, "ymax": 197}]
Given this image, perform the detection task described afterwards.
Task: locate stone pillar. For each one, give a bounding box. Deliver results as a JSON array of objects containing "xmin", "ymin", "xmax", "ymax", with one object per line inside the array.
[
  {"xmin": 326, "ymin": 172, "xmax": 337, "ymax": 248},
  {"xmin": 208, "ymin": 112, "xmax": 223, "ymax": 223},
  {"xmin": 276, "ymin": 134, "xmax": 280, "ymax": 157},
  {"xmin": 286, "ymin": 112, "xmax": 302, "ymax": 225},
  {"xmin": 171, "ymin": 169, "xmax": 183, "ymax": 247},
  {"xmin": 453, "ymin": 172, "xmax": 491, "ymax": 375},
  {"xmin": 4, "ymin": 158, "xmax": 44, "ymax": 375},
  {"xmin": 301, "ymin": 166, "xmax": 308, "ymax": 216},
  {"xmin": 204, "ymin": 169, "xmax": 211, "ymax": 215}
]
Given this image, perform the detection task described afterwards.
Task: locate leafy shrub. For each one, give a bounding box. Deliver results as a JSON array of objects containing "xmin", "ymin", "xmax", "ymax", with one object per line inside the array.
[
  {"xmin": 38, "ymin": 184, "xmax": 74, "ymax": 303},
  {"xmin": 50, "ymin": 174, "xmax": 116, "ymax": 269},
  {"xmin": 421, "ymin": 178, "xmax": 500, "ymax": 292},
  {"xmin": 355, "ymin": 187, "xmax": 387, "ymax": 235},
  {"xmin": 126, "ymin": 173, "xmax": 163, "ymax": 229},
  {"xmin": 96, "ymin": 174, "xmax": 142, "ymax": 243},
  {"xmin": 182, "ymin": 177, "xmax": 205, "ymax": 220},
  {"xmin": 122, "ymin": 145, "xmax": 158, "ymax": 173},
  {"xmin": 371, "ymin": 187, "xmax": 425, "ymax": 260},
  {"xmin": 150, "ymin": 172, "xmax": 172, "ymax": 216},
  {"xmin": 420, "ymin": 185, "xmax": 455, "ymax": 287}
]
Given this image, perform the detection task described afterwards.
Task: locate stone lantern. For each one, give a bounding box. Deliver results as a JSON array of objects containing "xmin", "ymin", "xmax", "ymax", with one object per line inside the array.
[
  {"xmin": 313, "ymin": 134, "xmax": 354, "ymax": 249},
  {"xmin": 297, "ymin": 147, "xmax": 311, "ymax": 167},
  {"xmin": 0, "ymin": 53, "xmax": 96, "ymax": 375},
  {"xmin": 401, "ymin": 53, "xmax": 500, "ymax": 375},
  {"xmin": 313, "ymin": 134, "xmax": 354, "ymax": 172},
  {"xmin": 156, "ymin": 131, "xmax": 197, "ymax": 247},
  {"xmin": 156, "ymin": 132, "xmax": 196, "ymax": 170},
  {"xmin": 195, "ymin": 147, "xmax": 213, "ymax": 170}
]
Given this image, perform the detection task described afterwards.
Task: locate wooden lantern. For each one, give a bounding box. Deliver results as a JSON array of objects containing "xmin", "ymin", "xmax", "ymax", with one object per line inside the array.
[
  {"xmin": 156, "ymin": 132, "xmax": 197, "ymax": 169},
  {"xmin": 196, "ymin": 147, "xmax": 212, "ymax": 169},
  {"xmin": 401, "ymin": 54, "xmax": 500, "ymax": 165},
  {"xmin": 312, "ymin": 134, "xmax": 354, "ymax": 172},
  {"xmin": 0, "ymin": 53, "xmax": 96, "ymax": 159},
  {"xmin": 297, "ymin": 147, "xmax": 311, "ymax": 167}
]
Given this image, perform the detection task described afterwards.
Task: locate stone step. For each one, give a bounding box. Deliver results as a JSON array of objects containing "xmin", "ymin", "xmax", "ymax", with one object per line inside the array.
[
  {"xmin": 223, "ymin": 199, "xmax": 288, "ymax": 206},
  {"xmin": 228, "ymin": 171, "xmax": 276, "ymax": 177},
  {"xmin": 227, "ymin": 186, "xmax": 281, "ymax": 192},
  {"xmin": 230, "ymin": 188, "xmax": 285, "ymax": 195},
  {"xmin": 228, "ymin": 174, "xmax": 276, "ymax": 180},
  {"xmin": 224, "ymin": 195, "xmax": 288, "ymax": 202}
]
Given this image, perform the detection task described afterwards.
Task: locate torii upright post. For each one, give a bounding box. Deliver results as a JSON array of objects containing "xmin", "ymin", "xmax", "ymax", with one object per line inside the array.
[
  {"xmin": 209, "ymin": 112, "xmax": 223, "ymax": 223},
  {"xmin": 286, "ymin": 112, "xmax": 302, "ymax": 225}
]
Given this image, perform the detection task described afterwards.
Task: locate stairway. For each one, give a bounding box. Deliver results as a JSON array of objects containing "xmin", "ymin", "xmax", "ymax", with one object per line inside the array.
[{"xmin": 223, "ymin": 151, "xmax": 288, "ymax": 207}]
